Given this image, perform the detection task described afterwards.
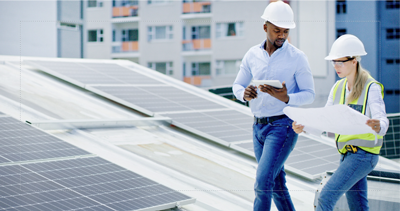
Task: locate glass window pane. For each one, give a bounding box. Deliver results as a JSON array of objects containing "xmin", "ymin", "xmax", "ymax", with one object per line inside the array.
[
  {"xmin": 88, "ymin": 0, "xmax": 97, "ymax": 7},
  {"xmin": 88, "ymin": 30, "xmax": 97, "ymax": 42},
  {"xmin": 224, "ymin": 60, "xmax": 237, "ymax": 74},
  {"xmin": 199, "ymin": 26, "xmax": 210, "ymax": 39},
  {"xmin": 155, "ymin": 26, "xmax": 166, "ymax": 39},
  {"xmin": 227, "ymin": 23, "xmax": 236, "ymax": 36},
  {"xmin": 128, "ymin": 29, "xmax": 138, "ymax": 41},
  {"xmin": 155, "ymin": 62, "xmax": 167, "ymax": 74},
  {"xmin": 199, "ymin": 62, "xmax": 211, "ymax": 75}
]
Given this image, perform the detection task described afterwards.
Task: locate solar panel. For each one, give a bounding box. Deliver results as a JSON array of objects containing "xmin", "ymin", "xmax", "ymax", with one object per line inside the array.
[
  {"xmin": 0, "ymin": 115, "xmax": 195, "ymax": 210},
  {"xmin": 162, "ymin": 110, "xmax": 253, "ymax": 145},
  {"xmin": 18, "ymin": 157, "xmax": 194, "ymax": 211},
  {"xmin": 285, "ymin": 135, "xmax": 340, "ymax": 179},
  {"xmin": 92, "ymin": 85, "xmax": 225, "ymax": 113},
  {"xmin": 25, "ymin": 61, "xmax": 163, "ymax": 85},
  {"xmin": 0, "ymin": 117, "xmax": 90, "ymax": 163},
  {"xmin": 381, "ymin": 114, "xmax": 400, "ymax": 159},
  {"xmin": 22, "ymin": 59, "xmax": 341, "ymax": 180},
  {"xmin": 232, "ymin": 135, "xmax": 340, "ymax": 179}
]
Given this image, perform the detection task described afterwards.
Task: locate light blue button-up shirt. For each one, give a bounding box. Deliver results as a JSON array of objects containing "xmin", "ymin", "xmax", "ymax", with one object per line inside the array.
[{"xmin": 233, "ymin": 39, "xmax": 315, "ymax": 118}]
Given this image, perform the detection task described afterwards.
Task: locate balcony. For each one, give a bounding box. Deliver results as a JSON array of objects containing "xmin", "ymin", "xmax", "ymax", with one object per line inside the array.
[
  {"xmin": 183, "ymin": 75, "xmax": 211, "ymax": 86},
  {"xmin": 112, "ymin": 6, "xmax": 139, "ymax": 18},
  {"xmin": 111, "ymin": 41, "xmax": 139, "ymax": 58},
  {"xmin": 182, "ymin": 39, "xmax": 211, "ymax": 51},
  {"xmin": 183, "ymin": 2, "xmax": 211, "ymax": 14}
]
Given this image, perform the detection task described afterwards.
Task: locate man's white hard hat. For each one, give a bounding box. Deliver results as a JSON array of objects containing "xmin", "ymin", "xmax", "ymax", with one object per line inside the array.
[
  {"xmin": 325, "ymin": 34, "xmax": 367, "ymax": 60},
  {"xmin": 261, "ymin": 0, "xmax": 296, "ymax": 29}
]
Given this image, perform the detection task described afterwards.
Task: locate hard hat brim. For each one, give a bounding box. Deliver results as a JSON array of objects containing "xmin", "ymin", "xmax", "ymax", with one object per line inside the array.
[
  {"xmin": 261, "ymin": 17, "xmax": 296, "ymax": 29},
  {"xmin": 325, "ymin": 52, "xmax": 367, "ymax": 60}
]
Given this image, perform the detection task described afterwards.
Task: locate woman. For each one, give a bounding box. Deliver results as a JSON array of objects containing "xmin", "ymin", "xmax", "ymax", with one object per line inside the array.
[{"xmin": 293, "ymin": 34, "xmax": 389, "ymax": 211}]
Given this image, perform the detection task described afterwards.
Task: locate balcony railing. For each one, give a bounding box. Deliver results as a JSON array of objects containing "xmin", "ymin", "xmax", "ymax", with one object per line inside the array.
[
  {"xmin": 182, "ymin": 2, "xmax": 211, "ymax": 14},
  {"xmin": 183, "ymin": 75, "xmax": 211, "ymax": 86},
  {"xmin": 182, "ymin": 39, "xmax": 211, "ymax": 51},
  {"xmin": 113, "ymin": 6, "xmax": 139, "ymax": 17},
  {"xmin": 112, "ymin": 41, "xmax": 139, "ymax": 53}
]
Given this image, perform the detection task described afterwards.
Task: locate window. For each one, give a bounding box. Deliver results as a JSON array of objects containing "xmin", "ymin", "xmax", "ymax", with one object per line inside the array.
[
  {"xmin": 215, "ymin": 60, "xmax": 241, "ymax": 75},
  {"xmin": 88, "ymin": 0, "xmax": 103, "ymax": 7},
  {"xmin": 386, "ymin": 0, "xmax": 400, "ymax": 9},
  {"xmin": 336, "ymin": 0, "xmax": 346, "ymax": 14},
  {"xmin": 216, "ymin": 22, "xmax": 244, "ymax": 38},
  {"xmin": 88, "ymin": 29, "xmax": 103, "ymax": 42},
  {"xmin": 191, "ymin": 26, "xmax": 211, "ymax": 39},
  {"xmin": 122, "ymin": 29, "xmax": 138, "ymax": 41},
  {"xmin": 148, "ymin": 62, "xmax": 173, "ymax": 75},
  {"xmin": 386, "ymin": 90, "xmax": 400, "ymax": 95},
  {"xmin": 192, "ymin": 62, "xmax": 211, "ymax": 76},
  {"xmin": 386, "ymin": 59, "xmax": 400, "ymax": 64},
  {"xmin": 336, "ymin": 28, "xmax": 346, "ymax": 38},
  {"xmin": 387, "ymin": 28, "xmax": 400, "ymax": 39},
  {"xmin": 148, "ymin": 26, "xmax": 173, "ymax": 41}
]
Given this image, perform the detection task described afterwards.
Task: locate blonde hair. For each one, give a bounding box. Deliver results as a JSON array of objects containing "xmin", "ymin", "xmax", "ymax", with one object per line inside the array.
[{"xmin": 347, "ymin": 56, "xmax": 370, "ymax": 104}]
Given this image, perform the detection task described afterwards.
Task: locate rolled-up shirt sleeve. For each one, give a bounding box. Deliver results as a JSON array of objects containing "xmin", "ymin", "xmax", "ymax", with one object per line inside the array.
[
  {"xmin": 287, "ymin": 53, "xmax": 315, "ymax": 106},
  {"xmin": 233, "ymin": 53, "xmax": 253, "ymax": 103},
  {"xmin": 368, "ymin": 83, "xmax": 389, "ymax": 136}
]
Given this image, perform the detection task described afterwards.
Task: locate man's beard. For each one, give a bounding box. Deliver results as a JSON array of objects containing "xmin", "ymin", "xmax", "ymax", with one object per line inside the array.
[{"xmin": 274, "ymin": 39, "xmax": 285, "ymax": 49}]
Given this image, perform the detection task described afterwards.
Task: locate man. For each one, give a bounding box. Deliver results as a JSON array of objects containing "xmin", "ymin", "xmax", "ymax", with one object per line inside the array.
[{"xmin": 232, "ymin": 1, "xmax": 315, "ymax": 210}]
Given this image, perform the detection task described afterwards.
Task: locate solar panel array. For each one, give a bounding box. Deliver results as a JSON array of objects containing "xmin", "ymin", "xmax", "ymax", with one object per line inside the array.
[
  {"xmin": 0, "ymin": 115, "xmax": 194, "ymax": 210},
  {"xmin": 381, "ymin": 114, "xmax": 400, "ymax": 159},
  {"xmin": 232, "ymin": 135, "xmax": 340, "ymax": 180},
  {"xmin": 23, "ymin": 59, "xmax": 340, "ymax": 180}
]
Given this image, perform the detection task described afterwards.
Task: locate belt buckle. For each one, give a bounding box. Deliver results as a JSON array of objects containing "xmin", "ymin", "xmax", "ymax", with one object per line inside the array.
[{"xmin": 345, "ymin": 145, "xmax": 358, "ymax": 153}]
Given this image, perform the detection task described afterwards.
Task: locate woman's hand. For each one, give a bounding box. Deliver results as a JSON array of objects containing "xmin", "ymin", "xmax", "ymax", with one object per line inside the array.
[
  {"xmin": 292, "ymin": 121, "xmax": 305, "ymax": 134},
  {"xmin": 366, "ymin": 119, "xmax": 381, "ymax": 133}
]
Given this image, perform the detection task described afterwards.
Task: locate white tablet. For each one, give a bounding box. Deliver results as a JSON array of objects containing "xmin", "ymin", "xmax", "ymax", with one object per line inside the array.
[{"xmin": 253, "ymin": 80, "xmax": 283, "ymax": 89}]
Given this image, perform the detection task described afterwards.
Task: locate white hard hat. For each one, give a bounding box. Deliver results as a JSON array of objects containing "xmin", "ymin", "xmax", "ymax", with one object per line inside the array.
[
  {"xmin": 325, "ymin": 34, "xmax": 367, "ymax": 60},
  {"xmin": 261, "ymin": 0, "xmax": 296, "ymax": 29}
]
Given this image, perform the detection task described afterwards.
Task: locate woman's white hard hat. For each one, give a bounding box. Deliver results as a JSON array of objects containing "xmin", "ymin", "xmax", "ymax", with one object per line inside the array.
[
  {"xmin": 325, "ymin": 34, "xmax": 367, "ymax": 60},
  {"xmin": 261, "ymin": 0, "xmax": 296, "ymax": 29}
]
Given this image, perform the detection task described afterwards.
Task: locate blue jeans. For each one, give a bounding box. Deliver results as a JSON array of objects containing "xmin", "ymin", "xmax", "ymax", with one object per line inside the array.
[
  {"xmin": 316, "ymin": 149, "xmax": 379, "ymax": 211},
  {"xmin": 253, "ymin": 117, "xmax": 298, "ymax": 211}
]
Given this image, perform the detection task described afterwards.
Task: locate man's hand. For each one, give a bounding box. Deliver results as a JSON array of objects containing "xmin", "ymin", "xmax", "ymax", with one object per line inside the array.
[
  {"xmin": 244, "ymin": 85, "xmax": 257, "ymax": 101},
  {"xmin": 292, "ymin": 121, "xmax": 305, "ymax": 134},
  {"xmin": 259, "ymin": 81, "xmax": 289, "ymax": 103}
]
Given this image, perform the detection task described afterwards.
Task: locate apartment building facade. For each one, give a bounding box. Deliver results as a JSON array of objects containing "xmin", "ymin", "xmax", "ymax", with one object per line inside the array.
[
  {"xmin": 85, "ymin": 0, "xmax": 333, "ymax": 97},
  {"xmin": 335, "ymin": 0, "xmax": 400, "ymax": 113}
]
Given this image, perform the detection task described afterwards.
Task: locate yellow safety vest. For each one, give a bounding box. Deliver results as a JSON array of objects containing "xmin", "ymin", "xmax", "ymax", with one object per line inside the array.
[{"xmin": 332, "ymin": 77, "xmax": 384, "ymax": 154}]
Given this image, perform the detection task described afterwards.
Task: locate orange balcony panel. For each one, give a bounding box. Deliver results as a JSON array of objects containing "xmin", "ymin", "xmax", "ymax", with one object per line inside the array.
[
  {"xmin": 193, "ymin": 76, "xmax": 202, "ymax": 86},
  {"xmin": 183, "ymin": 3, "xmax": 191, "ymax": 13},
  {"xmin": 130, "ymin": 41, "xmax": 139, "ymax": 51},
  {"xmin": 122, "ymin": 41, "xmax": 139, "ymax": 52},
  {"xmin": 113, "ymin": 7, "xmax": 131, "ymax": 17},
  {"xmin": 192, "ymin": 2, "xmax": 203, "ymax": 12},
  {"xmin": 183, "ymin": 77, "xmax": 192, "ymax": 84},
  {"xmin": 113, "ymin": 7, "xmax": 121, "ymax": 17},
  {"xmin": 122, "ymin": 7, "xmax": 130, "ymax": 16},
  {"xmin": 192, "ymin": 39, "xmax": 211, "ymax": 50},
  {"xmin": 203, "ymin": 39, "xmax": 211, "ymax": 48},
  {"xmin": 184, "ymin": 76, "xmax": 211, "ymax": 86},
  {"xmin": 192, "ymin": 39, "xmax": 201, "ymax": 49}
]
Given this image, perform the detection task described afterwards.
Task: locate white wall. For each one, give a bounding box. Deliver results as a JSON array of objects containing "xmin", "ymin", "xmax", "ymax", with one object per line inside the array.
[
  {"xmin": 84, "ymin": 0, "xmax": 112, "ymax": 59},
  {"xmin": 0, "ymin": 0, "xmax": 57, "ymax": 57}
]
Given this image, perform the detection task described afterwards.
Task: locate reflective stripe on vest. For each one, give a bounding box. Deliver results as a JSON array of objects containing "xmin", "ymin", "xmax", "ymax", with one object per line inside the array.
[{"xmin": 332, "ymin": 77, "xmax": 384, "ymax": 154}]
